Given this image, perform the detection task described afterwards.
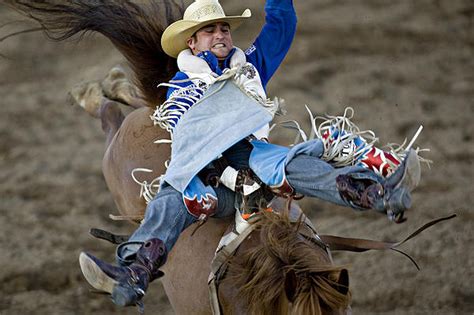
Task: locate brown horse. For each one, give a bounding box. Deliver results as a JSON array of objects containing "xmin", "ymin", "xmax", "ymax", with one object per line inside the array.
[
  {"xmin": 69, "ymin": 70, "xmax": 351, "ymax": 314},
  {"xmin": 217, "ymin": 210, "xmax": 351, "ymax": 315},
  {"xmin": 8, "ymin": 1, "xmax": 351, "ymax": 313}
]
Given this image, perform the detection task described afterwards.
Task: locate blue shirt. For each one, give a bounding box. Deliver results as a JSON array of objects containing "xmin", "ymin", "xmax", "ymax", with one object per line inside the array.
[{"xmin": 166, "ymin": 0, "xmax": 297, "ymax": 98}]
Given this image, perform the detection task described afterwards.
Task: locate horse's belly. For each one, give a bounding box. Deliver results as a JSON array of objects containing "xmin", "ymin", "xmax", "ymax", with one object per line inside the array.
[{"xmin": 102, "ymin": 107, "xmax": 170, "ymax": 219}]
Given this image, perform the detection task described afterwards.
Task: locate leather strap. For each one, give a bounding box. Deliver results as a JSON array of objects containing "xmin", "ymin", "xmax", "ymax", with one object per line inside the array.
[
  {"xmin": 207, "ymin": 212, "xmax": 456, "ymax": 314},
  {"xmin": 89, "ymin": 228, "xmax": 130, "ymax": 244},
  {"xmin": 208, "ymin": 220, "xmax": 259, "ymax": 315},
  {"xmin": 320, "ymin": 214, "xmax": 457, "ymax": 269}
]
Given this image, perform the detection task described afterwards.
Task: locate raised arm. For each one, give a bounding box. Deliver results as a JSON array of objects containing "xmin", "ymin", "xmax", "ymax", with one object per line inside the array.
[{"xmin": 245, "ymin": 0, "xmax": 297, "ymax": 89}]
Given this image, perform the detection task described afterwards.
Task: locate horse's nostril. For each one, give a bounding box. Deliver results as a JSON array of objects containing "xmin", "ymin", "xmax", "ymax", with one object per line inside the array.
[{"xmin": 145, "ymin": 241, "xmax": 151, "ymax": 247}]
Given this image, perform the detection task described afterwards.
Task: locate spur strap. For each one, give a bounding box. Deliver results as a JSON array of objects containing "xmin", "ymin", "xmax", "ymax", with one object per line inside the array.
[{"xmin": 89, "ymin": 228, "xmax": 130, "ymax": 244}]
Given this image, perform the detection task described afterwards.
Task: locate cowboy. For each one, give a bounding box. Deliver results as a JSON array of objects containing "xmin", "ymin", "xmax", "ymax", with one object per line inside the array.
[{"xmin": 79, "ymin": 0, "xmax": 421, "ymax": 309}]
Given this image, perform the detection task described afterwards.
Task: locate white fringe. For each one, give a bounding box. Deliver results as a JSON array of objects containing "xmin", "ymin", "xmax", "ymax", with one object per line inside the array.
[
  {"xmin": 150, "ymin": 80, "xmax": 206, "ymax": 136},
  {"xmin": 278, "ymin": 106, "xmax": 431, "ymax": 168},
  {"xmin": 311, "ymin": 107, "xmax": 379, "ymax": 167},
  {"xmin": 131, "ymin": 168, "xmax": 164, "ymax": 204}
]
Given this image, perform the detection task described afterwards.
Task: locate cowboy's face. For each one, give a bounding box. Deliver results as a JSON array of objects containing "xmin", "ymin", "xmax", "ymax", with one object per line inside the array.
[{"xmin": 187, "ymin": 22, "xmax": 233, "ymax": 59}]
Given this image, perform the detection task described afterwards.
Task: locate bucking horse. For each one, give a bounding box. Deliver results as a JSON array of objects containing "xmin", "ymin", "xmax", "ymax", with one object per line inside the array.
[{"xmin": 5, "ymin": 1, "xmax": 455, "ymax": 314}]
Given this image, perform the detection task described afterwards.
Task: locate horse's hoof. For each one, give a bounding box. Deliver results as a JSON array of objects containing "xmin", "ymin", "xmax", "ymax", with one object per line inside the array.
[
  {"xmin": 102, "ymin": 65, "xmax": 145, "ymax": 108},
  {"xmin": 68, "ymin": 81, "xmax": 104, "ymax": 118}
]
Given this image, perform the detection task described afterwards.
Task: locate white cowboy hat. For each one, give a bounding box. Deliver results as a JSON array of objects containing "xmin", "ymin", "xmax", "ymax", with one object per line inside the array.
[{"xmin": 161, "ymin": 0, "xmax": 251, "ymax": 58}]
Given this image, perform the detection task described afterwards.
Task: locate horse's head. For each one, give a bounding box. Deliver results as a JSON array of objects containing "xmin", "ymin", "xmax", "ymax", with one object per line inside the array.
[{"xmin": 219, "ymin": 210, "xmax": 351, "ymax": 315}]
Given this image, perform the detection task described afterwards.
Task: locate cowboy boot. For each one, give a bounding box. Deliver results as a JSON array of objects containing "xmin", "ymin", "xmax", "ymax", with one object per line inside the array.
[
  {"xmin": 336, "ymin": 149, "xmax": 421, "ymax": 222},
  {"xmin": 79, "ymin": 238, "xmax": 166, "ymax": 307},
  {"xmin": 381, "ymin": 149, "xmax": 420, "ymax": 222},
  {"xmin": 314, "ymin": 107, "xmax": 425, "ymax": 180}
]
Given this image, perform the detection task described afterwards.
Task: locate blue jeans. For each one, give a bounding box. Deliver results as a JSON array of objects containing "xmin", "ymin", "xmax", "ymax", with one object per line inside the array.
[
  {"xmin": 116, "ymin": 140, "xmax": 382, "ymax": 264},
  {"xmin": 116, "ymin": 140, "xmax": 253, "ymax": 264},
  {"xmin": 286, "ymin": 154, "xmax": 380, "ymax": 207}
]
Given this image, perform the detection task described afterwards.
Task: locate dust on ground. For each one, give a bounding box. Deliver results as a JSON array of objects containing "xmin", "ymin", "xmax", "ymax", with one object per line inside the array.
[{"xmin": 0, "ymin": 1, "xmax": 473, "ymax": 314}]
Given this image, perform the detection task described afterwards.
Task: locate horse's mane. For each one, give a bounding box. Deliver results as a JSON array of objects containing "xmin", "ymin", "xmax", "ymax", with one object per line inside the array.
[
  {"xmin": 229, "ymin": 211, "xmax": 351, "ymax": 315},
  {"xmin": 6, "ymin": 0, "xmax": 185, "ymax": 106}
]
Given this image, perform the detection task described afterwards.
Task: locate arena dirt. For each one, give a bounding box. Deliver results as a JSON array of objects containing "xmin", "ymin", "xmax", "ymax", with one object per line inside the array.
[{"xmin": 0, "ymin": 1, "xmax": 473, "ymax": 314}]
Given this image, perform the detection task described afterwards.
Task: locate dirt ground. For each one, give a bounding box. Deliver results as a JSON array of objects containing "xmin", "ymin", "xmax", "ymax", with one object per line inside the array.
[{"xmin": 0, "ymin": 0, "xmax": 473, "ymax": 314}]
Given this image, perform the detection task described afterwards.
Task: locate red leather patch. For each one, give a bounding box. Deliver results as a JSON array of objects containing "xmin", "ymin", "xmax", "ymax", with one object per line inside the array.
[{"xmin": 184, "ymin": 193, "xmax": 218, "ymax": 218}]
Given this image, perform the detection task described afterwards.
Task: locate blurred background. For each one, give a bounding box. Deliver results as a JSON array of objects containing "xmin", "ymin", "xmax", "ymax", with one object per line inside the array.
[{"xmin": 0, "ymin": 0, "xmax": 472, "ymax": 314}]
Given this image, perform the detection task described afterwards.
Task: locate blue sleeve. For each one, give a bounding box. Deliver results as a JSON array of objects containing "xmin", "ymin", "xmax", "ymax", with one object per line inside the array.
[
  {"xmin": 166, "ymin": 71, "xmax": 192, "ymax": 98},
  {"xmin": 245, "ymin": 0, "xmax": 297, "ymax": 88},
  {"xmin": 164, "ymin": 71, "xmax": 195, "ymax": 130}
]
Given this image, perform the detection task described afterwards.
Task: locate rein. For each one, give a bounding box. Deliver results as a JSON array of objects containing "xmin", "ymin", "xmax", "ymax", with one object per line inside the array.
[
  {"xmin": 208, "ymin": 218, "xmax": 259, "ymax": 315},
  {"xmin": 88, "ymin": 210, "xmax": 456, "ymax": 314},
  {"xmin": 319, "ymin": 214, "xmax": 457, "ymax": 270},
  {"xmin": 206, "ymin": 206, "xmax": 330, "ymax": 315},
  {"xmin": 206, "ymin": 208, "xmax": 456, "ymax": 314}
]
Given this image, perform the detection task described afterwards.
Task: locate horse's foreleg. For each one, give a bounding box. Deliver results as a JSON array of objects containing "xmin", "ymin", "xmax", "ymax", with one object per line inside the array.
[
  {"xmin": 102, "ymin": 65, "xmax": 148, "ymax": 109},
  {"xmin": 100, "ymin": 100, "xmax": 124, "ymax": 148},
  {"xmin": 69, "ymin": 65, "xmax": 148, "ymax": 119},
  {"xmin": 69, "ymin": 80, "xmax": 124, "ymax": 148},
  {"xmin": 69, "ymin": 81, "xmax": 104, "ymax": 119}
]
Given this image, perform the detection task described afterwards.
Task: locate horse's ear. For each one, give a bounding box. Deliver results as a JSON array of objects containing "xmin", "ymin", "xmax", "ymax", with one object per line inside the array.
[
  {"xmin": 334, "ymin": 268, "xmax": 350, "ymax": 295},
  {"xmin": 284, "ymin": 269, "xmax": 298, "ymax": 303}
]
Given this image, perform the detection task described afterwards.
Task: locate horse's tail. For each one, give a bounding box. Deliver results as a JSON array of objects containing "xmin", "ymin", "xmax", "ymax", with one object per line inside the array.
[
  {"xmin": 232, "ymin": 211, "xmax": 351, "ymax": 315},
  {"xmin": 6, "ymin": 0, "xmax": 184, "ymax": 107}
]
